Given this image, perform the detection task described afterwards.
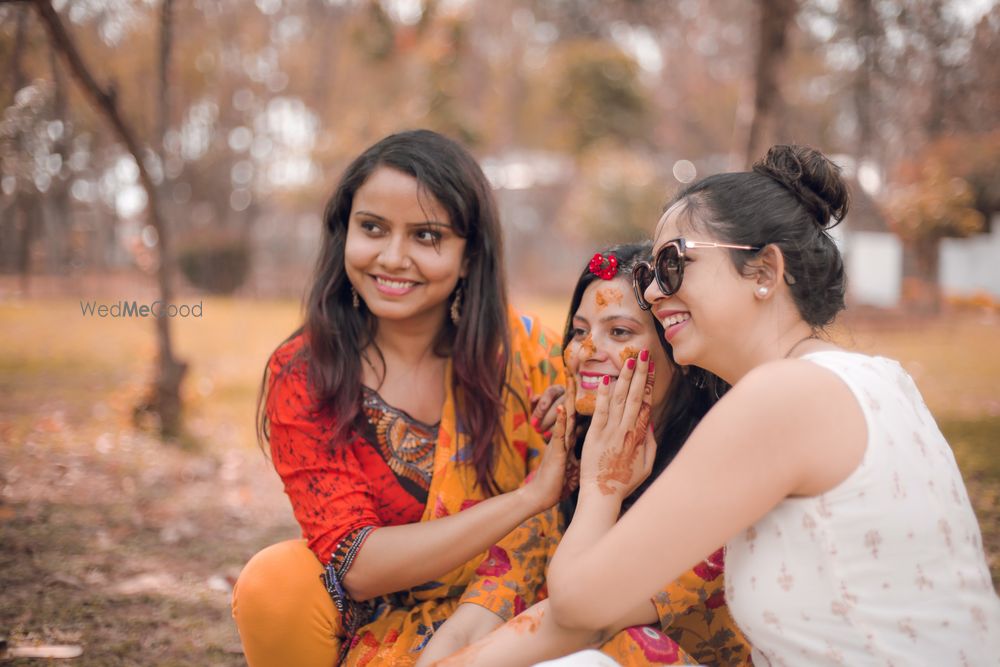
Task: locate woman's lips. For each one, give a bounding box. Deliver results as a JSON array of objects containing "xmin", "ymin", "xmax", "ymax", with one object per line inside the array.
[
  {"xmin": 656, "ymin": 310, "xmax": 691, "ymax": 342},
  {"xmin": 371, "ymin": 274, "xmax": 419, "ymax": 296},
  {"xmin": 578, "ymin": 372, "xmax": 616, "ymax": 390},
  {"xmin": 663, "ymin": 319, "xmax": 689, "ymax": 341}
]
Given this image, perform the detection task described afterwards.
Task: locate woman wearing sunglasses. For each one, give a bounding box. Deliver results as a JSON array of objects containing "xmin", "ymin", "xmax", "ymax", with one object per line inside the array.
[
  {"xmin": 419, "ymin": 244, "xmax": 750, "ymax": 666},
  {"xmin": 541, "ymin": 145, "xmax": 1000, "ymax": 665}
]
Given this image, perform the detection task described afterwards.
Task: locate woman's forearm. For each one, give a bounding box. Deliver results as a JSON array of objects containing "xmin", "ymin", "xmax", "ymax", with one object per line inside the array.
[
  {"xmin": 416, "ymin": 603, "xmax": 505, "ymax": 666},
  {"xmin": 432, "ymin": 597, "xmax": 658, "ymax": 667},
  {"xmin": 432, "ymin": 601, "xmax": 597, "ymax": 667},
  {"xmin": 344, "ymin": 485, "xmax": 546, "ymax": 600},
  {"xmin": 546, "ymin": 489, "xmax": 621, "ymax": 603}
]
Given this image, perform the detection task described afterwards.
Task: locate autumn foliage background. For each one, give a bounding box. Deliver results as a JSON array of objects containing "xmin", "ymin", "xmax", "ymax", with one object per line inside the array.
[{"xmin": 1, "ymin": 0, "xmax": 998, "ymax": 663}]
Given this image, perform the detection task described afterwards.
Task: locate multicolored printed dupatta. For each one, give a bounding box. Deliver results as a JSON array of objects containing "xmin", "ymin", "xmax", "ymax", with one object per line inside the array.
[
  {"xmin": 604, "ymin": 548, "xmax": 752, "ymax": 665},
  {"xmin": 336, "ymin": 311, "xmax": 564, "ymax": 666},
  {"xmin": 465, "ymin": 517, "xmax": 752, "ymax": 666}
]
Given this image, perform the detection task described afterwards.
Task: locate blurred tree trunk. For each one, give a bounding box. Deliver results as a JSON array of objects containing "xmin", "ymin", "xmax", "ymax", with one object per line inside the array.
[
  {"xmin": 47, "ymin": 42, "xmax": 73, "ymax": 274},
  {"xmin": 902, "ymin": 235, "xmax": 943, "ymax": 314},
  {"xmin": 158, "ymin": 0, "xmax": 174, "ymax": 145},
  {"xmin": 27, "ymin": 0, "xmax": 187, "ymax": 436},
  {"xmin": 745, "ymin": 0, "xmax": 797, "ymax": 167},
  {"xmin": 897, "ymin": 0, "xmax": 968, "ymax": 315},
  {"xmin": 9, "ymin": 5, "xmax": 34, "ymax": 292},
  {"xmin": 849, "ymin": 0, "xmax": 879, "ymax": 162},
  {"xmin": 15, "ymin": 193, "xmax": 38, "ymax": 294},
  {"xmin": 923, "ymin": 0, "xmax": 949, "ymax": 139},
  {"xmin": 5, "ymin": 5, "xmax": 30, "ymax": 103},
  {"xmin": 155, "ymin": 0, "xmax": 176, "ymax": 257}
]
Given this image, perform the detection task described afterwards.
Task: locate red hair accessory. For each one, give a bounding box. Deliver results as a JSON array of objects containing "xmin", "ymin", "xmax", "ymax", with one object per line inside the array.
[{"xmin": 588, "ymin": 252, "xmax": 619, "ymax": 280}]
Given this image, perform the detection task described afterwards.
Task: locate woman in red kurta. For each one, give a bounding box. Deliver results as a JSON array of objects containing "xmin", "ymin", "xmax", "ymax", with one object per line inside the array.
[{"xmin": 231, "ymin": 130, "xmax": 570, "ymax": 666}]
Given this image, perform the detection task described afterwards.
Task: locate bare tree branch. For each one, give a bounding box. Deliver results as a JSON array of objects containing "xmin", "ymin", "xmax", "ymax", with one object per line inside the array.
[
  {"xmin": 29, "ymin": 0, "xmax": 187, "ymax": 435},
  {"xmin": 158, "ymin": 0, "xmax": 174, "ymax": 145}
]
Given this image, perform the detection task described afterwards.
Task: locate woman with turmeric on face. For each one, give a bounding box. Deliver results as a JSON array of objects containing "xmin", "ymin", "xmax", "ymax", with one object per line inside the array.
[{"xmin": 420, "ymin": 243, "xmax": 750, "ymax": 667}]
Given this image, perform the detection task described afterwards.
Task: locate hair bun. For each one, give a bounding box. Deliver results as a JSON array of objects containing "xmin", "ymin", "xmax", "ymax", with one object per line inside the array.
[{"xmin": 752, "ymin": 145, "xmax": 850, "ymax": 229}]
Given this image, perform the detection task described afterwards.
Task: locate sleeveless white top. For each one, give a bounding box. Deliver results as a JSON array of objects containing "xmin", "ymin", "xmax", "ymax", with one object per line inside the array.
[{"xmin": 725, "ymin": 351, "xmax": 1000, "ymax": 666}]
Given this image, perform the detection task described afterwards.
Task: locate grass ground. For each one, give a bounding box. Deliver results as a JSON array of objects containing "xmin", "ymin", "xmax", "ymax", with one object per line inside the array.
[{"xmin": 1, "ymin": 296, "xmax": 998, "ymax": 665}]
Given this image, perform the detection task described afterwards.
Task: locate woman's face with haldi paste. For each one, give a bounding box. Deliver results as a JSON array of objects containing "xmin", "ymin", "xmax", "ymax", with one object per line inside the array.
[{"xmin": 563, "ymin": 277, "xmax": 671, "ymax": 415}]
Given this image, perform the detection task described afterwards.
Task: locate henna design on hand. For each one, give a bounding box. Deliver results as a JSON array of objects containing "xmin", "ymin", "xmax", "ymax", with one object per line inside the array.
[
  {"xmin": 631, "ymin": 366, "xmax": 656, "ymax": 440},
  {"xmin": 596, "ymin": 444, "xmax": 641, "ymax": 495},
  {"xmin": 595, "ymin": 367, "xmax": 655, "ymax": 495}
]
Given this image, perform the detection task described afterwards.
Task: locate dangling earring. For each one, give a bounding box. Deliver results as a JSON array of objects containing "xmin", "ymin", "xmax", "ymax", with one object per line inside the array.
[
  {"xmin": 351, "ymin": 285, "xmax": 360, "ymax": 309},
  {"xmin": 450, "ymin": 284, "xmax": 463, "ymax": 325}
]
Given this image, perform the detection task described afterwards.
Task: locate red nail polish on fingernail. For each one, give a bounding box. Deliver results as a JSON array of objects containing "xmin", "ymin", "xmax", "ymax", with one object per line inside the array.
[
  {"xmin": 543, "ymin": 431, "xmax": 552, "ymax": 439},
  {"xmin": 602, "ymin": 375, "xmax": 610, "ymax": 385},
  {"xmin": 648, "ymin": 361, "xmax": 655, "ymax": 373},
  {"xmin": 626, "ymin": 358, "xmax": 636, "ymax": 370},
  {"xmin": 639, "ymin": 349, "xmax": 649, "ymax": 361},
  {"xmin": 531, "ymin": 417, "xmax": 540, "ymax": 431}
]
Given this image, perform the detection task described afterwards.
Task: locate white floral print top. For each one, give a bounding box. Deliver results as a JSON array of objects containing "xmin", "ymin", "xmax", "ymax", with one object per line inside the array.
[{"xmin": 726, "ymin": 351, "xmax": 1000, "ymax": 666}]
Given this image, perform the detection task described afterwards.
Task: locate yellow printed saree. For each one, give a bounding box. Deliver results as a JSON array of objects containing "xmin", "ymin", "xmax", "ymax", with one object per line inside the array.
[{"xmin": 269, "ymin": 311, "xmax": 565, "ymax": 666}]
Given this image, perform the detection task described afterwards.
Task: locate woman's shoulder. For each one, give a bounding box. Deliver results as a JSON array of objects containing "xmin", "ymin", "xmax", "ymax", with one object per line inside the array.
[
  {"xmin": 721, "ymin": 355, "xmax": 865, "ymax": 443},
  {"xmin": 266, "ymin": 330, "xmax": 315, "ymax": 411},
  {"xmin": 738, "ymin": 354, "xmax": 847, "ymax": 396},
  {"xmin": 722, "ymin": 354, "xmax": 869, "ymax": 488},
  {"xmin": 268, "ymin": 330, "xmax": 309, "ymax": 375},
  {"xmin": 799, "ymin": 348, "xmax": 906, "ymax": 380}
]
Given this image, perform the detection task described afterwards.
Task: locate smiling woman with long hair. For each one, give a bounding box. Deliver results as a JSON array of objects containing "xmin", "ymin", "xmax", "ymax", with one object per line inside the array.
[{"xmin": 231, "ymin": 130, "xmax": 571, "ymax": 666}]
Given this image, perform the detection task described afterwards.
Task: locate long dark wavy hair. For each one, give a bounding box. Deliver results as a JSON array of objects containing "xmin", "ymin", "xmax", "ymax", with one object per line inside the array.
[
  {"xmin": 257, "ymin": 130, "xmax": 511, "ymax": 495},
  {"xmin": 560, "ymin": 242, "xmax": 727, "ymax": 519}
]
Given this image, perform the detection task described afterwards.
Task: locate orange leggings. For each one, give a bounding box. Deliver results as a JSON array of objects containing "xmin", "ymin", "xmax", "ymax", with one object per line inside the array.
[{"xmin": 232, "ymin": 540, "xmax": 344, "ymax": 667}]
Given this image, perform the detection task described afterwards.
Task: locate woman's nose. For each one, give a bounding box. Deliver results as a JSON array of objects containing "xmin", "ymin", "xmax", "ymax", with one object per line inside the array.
[
  {"xmin": 578, "ymin": 335, "xmax": 608, "ymax": 362},
  {"xmin": 644, "ymin": 278, "xmax": 668, "ymax": 307},
  {"xmin": 378, "ymin": 235, "xmax": 409, "ymax": 270}
]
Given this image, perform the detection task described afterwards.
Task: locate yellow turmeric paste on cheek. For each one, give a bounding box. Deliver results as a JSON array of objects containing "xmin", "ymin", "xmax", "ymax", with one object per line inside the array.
[{"xmin": 619, "ymin": 346, "xmax": 640, "ymax": 365}]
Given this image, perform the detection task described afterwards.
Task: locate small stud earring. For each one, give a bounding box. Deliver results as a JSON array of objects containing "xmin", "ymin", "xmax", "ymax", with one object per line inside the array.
[{"xmin": 756, "ymin": 286, "xmax": 769, "ymax": 297}]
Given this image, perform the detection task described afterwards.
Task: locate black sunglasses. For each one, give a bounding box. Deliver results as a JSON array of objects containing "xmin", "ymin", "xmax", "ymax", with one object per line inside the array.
[{"xmin": 632, "ymin": 238, "xmax": 761, "ymax": 310}]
